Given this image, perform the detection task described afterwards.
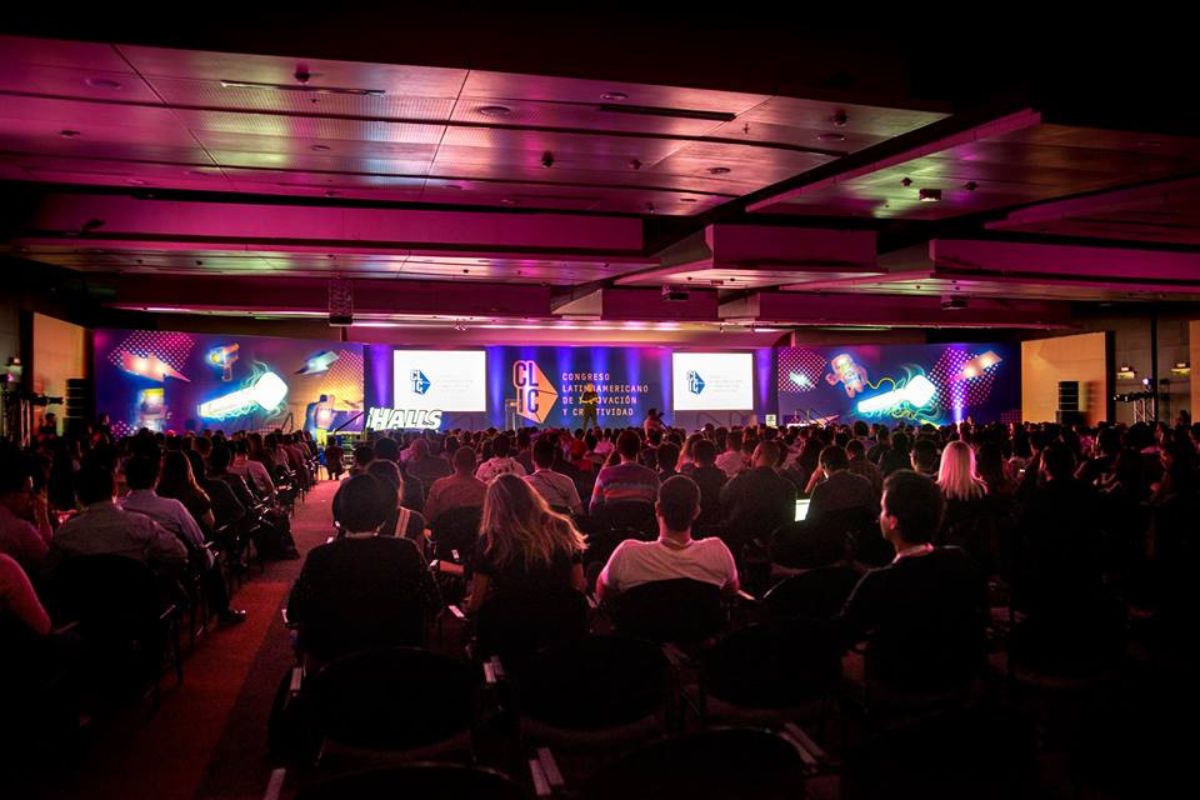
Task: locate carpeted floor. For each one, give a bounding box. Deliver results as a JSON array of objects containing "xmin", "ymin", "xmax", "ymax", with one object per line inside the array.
[{"xmin": 33, "ymin": 481, "xmax": 339, "ymax": 800}]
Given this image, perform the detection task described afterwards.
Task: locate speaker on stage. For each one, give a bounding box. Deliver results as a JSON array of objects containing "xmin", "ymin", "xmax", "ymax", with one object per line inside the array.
[
  {"xmin": 1056, "ymin": 380, "xmax": 1083, "ymax": 425},
  {"xmin": 65, "ymin": 377, "xmax": 92, "ymax": 437}
]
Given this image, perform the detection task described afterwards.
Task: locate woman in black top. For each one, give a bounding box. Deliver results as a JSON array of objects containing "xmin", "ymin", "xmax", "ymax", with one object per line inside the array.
[{"xmin": 466, "ymin": 474, "xmax": 587, "ymax": 613}]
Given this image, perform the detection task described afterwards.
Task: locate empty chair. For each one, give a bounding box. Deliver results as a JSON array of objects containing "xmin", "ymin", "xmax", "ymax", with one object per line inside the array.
[
  {"xmin": 287, "ymin": 764, "xmax": 524, "ymax": 800},
  {"xmin": 609, "ymin": 578, "xmax": 724, "ymax": 645},
  {"xmin": 516, "ymin": 635, "xmax": 670, "ymax": 732},
  {"xmin": 581, "ymin": 727, "xmax": 806, "ymax": 800},
  {"xmin": 303, "ymin": 647, "xmax": 476, "ymax": 764},
  {"xmin": 762, "ymin": 566, "xmax": 861, "ymax": 623},
  {"xmin": 474, "ymin": 585, "xmax": 589, "ymax": 666}
]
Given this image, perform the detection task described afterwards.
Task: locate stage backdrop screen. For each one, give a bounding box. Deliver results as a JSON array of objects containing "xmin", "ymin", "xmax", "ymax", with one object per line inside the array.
[
  {"xmin": 672, "ymin": 352, "xmax": 754, "ymax": 411},
  {"xmin": 94, "ymin": 328, "xmax": 364, "ymax": 437},
  {"xmin": 776, "ymin": 342, "xmax": 1019, "ymax": 426},
  {"xmin": 392, "ymin": 350, "xmax": 486, "ymax": 412}
]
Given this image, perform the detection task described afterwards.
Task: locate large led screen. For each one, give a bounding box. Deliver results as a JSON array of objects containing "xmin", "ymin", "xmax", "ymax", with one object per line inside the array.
[
  {"xmin": 392, "ymin": 350, "xmax": 487, "ymax": 412},
  {"xmin": 672, "ymin": 352, "xmax": 755, "ymax": 411}
]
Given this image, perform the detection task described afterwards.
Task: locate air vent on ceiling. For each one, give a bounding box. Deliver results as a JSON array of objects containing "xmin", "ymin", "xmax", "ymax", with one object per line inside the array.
[
  {"xmin": 596, "ymin": 103, "xmax": 736, "ymax": 122},
  {"xmin": 220, "ymin": 80, "xmax": 385, "ymax": 97}
]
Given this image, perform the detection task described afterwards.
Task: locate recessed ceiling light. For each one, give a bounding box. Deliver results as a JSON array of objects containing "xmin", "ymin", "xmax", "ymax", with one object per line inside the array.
[
  {"xmin": 59, "ymin": 129, "xmax": 81, "ymax": 138},
  {"xmin": 127, "ymin": 178, "xmax": 147, "ymax": 185},
  {"xmin": 601, "ymin": 91, "xmax": 628, "ymax": 101},
  {"xmin": 707, "ymin": 166, "xmax": 732, "ymax": 175},
  {"xmin": 918, "ymin": 188, "xmax": 942, "ymax": 203},
  {"xmin": 680, "ymin": 197, "xmax": 698, "ymax": 203},
  {"xmin": 477, "ymin": 104, "xmax": 512, "ymax": 117},
  {"xmin": 86, "ymin": 77, "xmax": 123, "ymax": 90},
  {"xmin": 500, "ymin": 197, "xmax": 519, "ymax": 206},
  {"xmin": 311, "ymin": 144, "xmax": 331, "ymax": 152},
  {"xmin": 817, "ymin": 132, "xmax": 846, "ymax": 142}
]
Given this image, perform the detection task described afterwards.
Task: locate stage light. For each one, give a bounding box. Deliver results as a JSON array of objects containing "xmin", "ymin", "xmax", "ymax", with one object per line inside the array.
[
  {"xmin": 297, "ymin": 350, "xmax": 339, "ymax": 375},
  {"xmin": 960, "ymin": 350, "xmax": 1002, "ymax": 379},
  {"xmin": 198, "ymin": 370, "xmax": 288, "ymax": 419},
  {"xmin": 857, "ymin": 374, "xmax": 936, "ymax": 415}
]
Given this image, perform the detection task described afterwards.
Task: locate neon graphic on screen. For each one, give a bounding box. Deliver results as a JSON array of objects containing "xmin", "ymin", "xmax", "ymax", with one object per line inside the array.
[
  {"xmin": 119, "ymin": 352, "xmax": 190, "ymax": 383},
  {"xmin": 198, "ymin": 368, "xmax": 288, "ymax": 420},
  {"xmin": 297, "ymin": 350, "xmax": 339, "ymax": 376},
  {"xmin": 826, "ymin": 353, "xmax": 868, "ymax": 397},
  {"xmin": 206, "ymin": 344, "xmax": 239, "ymax": 382}
]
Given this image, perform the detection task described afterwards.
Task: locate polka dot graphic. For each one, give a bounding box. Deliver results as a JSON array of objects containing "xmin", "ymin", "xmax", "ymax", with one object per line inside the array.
[
  {"xmin": 316, "ymin": 349, "xmax": 365, "ymax": 403},
  {"xmin": 777, "ymin": 348, "xmax": 828, "ymax": 394},
  {"xmin": 928, "ymin": 349, "xmax": 999, "ymax": 413}
]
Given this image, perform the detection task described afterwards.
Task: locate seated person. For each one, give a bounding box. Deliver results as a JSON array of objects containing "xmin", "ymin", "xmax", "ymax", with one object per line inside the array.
[
  {"xmin": 51, "ymin": 464, "xmax": 188, "ymax": 570},
  {"xmin": 524, "ymin": 437, "xmax": 584, "ymax": 515},
  {"xmin": 425, "ymin": 446, "xmax": 487, "ymax": 523},
  {"xmin": 465, "ymin": 474, "xmax": 587, "ymax": 614},
  {"xmin": 808, "ymin": 445, "xmax": 875, "ymax": 520},
  {"xmin": 365, "ymin": 459, "xmax": 428, "ymax": 543},
  {"xmin": 590, "ymin": 430, "xmax": 661, "ymax": 513},
  {"xmin": 405, "ymin": 438, "xmax": 453, "ymax": 491},
  {"xmin": 287, "ymin": 474, "xmax": 438, "ymax": 662},
  {"xmin": 0, "ymin": 454, "xmax": 54, "ymax": 571},
  {"xmin": 0, "ymin": 552, "xmax": 51, "ymax": 637},
  {"xmin": 838, "ymin": 470, "xmax": 988, "ymax": 693},
  {"xmin": 719, "ymin": 440, "xmax": 797, "ymax": 554},
  {"xmin": 597, "ymin": 475, "xmax": 739, "ymax": 602}
]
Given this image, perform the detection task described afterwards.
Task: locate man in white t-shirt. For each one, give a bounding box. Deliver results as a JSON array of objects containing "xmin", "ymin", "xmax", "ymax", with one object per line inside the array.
[
  {"xmin": 596, "ymin": 475, "xmax": 739, "ymax": 602},
  {"xmin": 475, "ymin": 433, "xmax": 527, "ymax": 483}
]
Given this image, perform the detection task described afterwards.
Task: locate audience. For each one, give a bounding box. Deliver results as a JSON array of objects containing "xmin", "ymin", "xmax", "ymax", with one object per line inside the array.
[
  {"xmin": 590, "ymin": 430, "xmax": 660, "ymax": 512},
  {"xmin": 524, "ymin": 437, "xmax": 585, "ymax": 515},
  {"xmin": 808, "ymin": 445, "xmax": 875, "ymax": 519},
  {"xmin": 475, "ymin": 433, "xmax": 527, "ymax": 482},
  {"xmin": 0, "ymin": 454, "xmax": 54, "ymax": 571},
  {"xmin": 425, "ymin": 446, "xmax": 487, "ymax": 523}
]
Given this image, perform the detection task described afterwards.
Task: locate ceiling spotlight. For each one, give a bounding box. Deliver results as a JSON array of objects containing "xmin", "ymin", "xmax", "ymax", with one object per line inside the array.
[
  {"xmin": 324, "ymin": 190, "xmax": 337, "ymax": 197},
  {"xmin": 629, "ymin": 158, "xmax": 643, "ymax": 171},
  {"xmin": 500, "ymin": 197, "xmax": 519, "ymax": 206},
  {"xmin": 86, "ymin": 77, "xmax": 123, "ymax": 90},
  {"xmin": 707, "ymin": 166, "xmax": 732, "ymax": 175},
  {"xmin": 817, "ymin": 132, "xmax": 846, "ymax": 142},
  {"xmin": 311, "ymin": 144, "xmax": 331, "ymax": 152},
  {"xmin": 59, "ymin": 129, "xmax": 81, "ymax": 138},
  {"xmin": 831, "ymin": 109, "xmax": 848, "ymax": 127},
  {"xmin": 645, "ymin": 202, "xmax": 656, "ymax": 214},
  {"xmin": 919, "ymin": 188, "xmax": 942, "ymax": 203},
  {"xmin": 964, "ymin": 181, "xmax": 978, "ymax": 191},
  {"xmin": 477, "ymin": 104, "xmax": 512, "ymax": 117},
  {"xmin": 541, "ymin": 151, "xmax": 555, "ymax": 168},
  {"xmin": 454, "ymin": 323, "xmax": 468, "ymax": 332},
  {"xmin": 680, "ymin": 197, "xmax": 698, "ymax": 203},
  {"xmin": 901, "ymin": 177, "xmax": 913, "ymax": 187},
  {"xmin": 601, "ymin": 91, "xmax": 628, "ymax": 101}
]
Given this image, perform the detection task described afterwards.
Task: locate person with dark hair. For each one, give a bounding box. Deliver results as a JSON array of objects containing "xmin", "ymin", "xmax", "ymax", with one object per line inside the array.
[
  {"xmin": 229, "ymin": 439, "xmax": 276, "ymax": 501},
  {"xmin": 287, "ymin": 474, "xmax": 438, "ymax": 662},
  {"xmin": 655, "ymin": 442, "xmax": 681, "ymax": 482},
  {"xmin": 186, "ymin": 449, "xmax": 246, "ymax": 531},
  {"xmin": 210, "ymin": 445, "xmax": 256, "ymax": 510},
  {"xmin": 716, "ymin": 429, "xmax": 748, "ymax": 478},
  {"xmin": 845, "ymin": 438, "xmax": 883, "ymax": 500},
  {"xmin": 686, "ymin": 439, "xmax": 727, "ymax": 525},
  {"xmin": 50, "ymin": 464, "xmax": 188, "ymax": 569},
  {"xmin": 808, "ymin": 445, "xmax": 875, "ymax": 520},
  {"xmin": 405, "ymin": 437, "xmax": 453, "ymax": 491},
  {"xmin": 365, "ymin": 459, "xmax": 429, "ymax": 543},
  {"xmin": 596, "ymin": 475, "xmax": 738, "ymax": 601},
  {"xmin": 879, "ymin": 430, "xmax": 911, "ymax": 477},
  {"xmin": 525, "ymin": 437, "xmax": 584, "ymax": 514},
  {"xmin": 719, "ymin": 440, "xmax": 797, "ymax": 554},
  {"xmin": 156, "ymin": 451, "xmax": 214, "ymax": 532},
  {"xmin": 0, "ymin": 450, "xmax": 53, "ymax": 571},
  {"xmin": 838, "ymin": 470, "xmax": 988, "ymax": 692},
  {"xmin": 589, "ymin": 429, "xmax": 660, "ymax": 513},
  {"xmin": 475, "ymin": 433, "xmax": 527, "ymax": 483},
  {"xmin": 425, "ymin": 446, "xmax": 487, "ymax": 523},
  {"xmin": 910, "ymin": 437, "xmax": 940, "ymax": 478}
]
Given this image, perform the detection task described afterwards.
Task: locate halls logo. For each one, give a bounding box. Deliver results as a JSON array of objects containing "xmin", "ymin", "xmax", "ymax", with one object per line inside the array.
[
  {"xmin": 410, "ymin": 369, "xmax": 431, "ymax": 395},
  {"xmin": 687, "ymin": 370, "xmax": 706, "ymax": 395},
  {"xmin": 513, "ymin": 360, "xmax": 558, "ymax": 424}
]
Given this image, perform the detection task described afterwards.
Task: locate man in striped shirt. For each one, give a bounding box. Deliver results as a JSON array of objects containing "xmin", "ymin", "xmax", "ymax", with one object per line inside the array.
[{"xmin": 590, "ymin": 430, "xmax": 660, "ymax": 513}]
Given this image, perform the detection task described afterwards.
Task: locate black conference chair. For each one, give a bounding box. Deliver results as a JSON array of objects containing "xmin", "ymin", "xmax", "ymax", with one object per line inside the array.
[
  {"xmin": 300, "ymin": 647, "xmax": 477, "ymax": 767},
  {"xmin": 473, "ymin": 586, "xmax": 589, "ymax": 667},
  {"xmin": 430, "ymin": 505, "xmax": 483, "ymax": 562},
  {"xmin": 609, "ymin": 578, "xmax": 725, "ymax": 645},
  {"xmin": 589, "ymin": 501, "xmax": 657, "ymax": 539},
  {"xmin": 762, "ymin": 566, "xmax": 862, "ymax": 623},
  {"xmin": 580, "ymin": 727, "xmax": 807, "ymax": 800},
  {"xmin": 269, "ymin": 764, "xmax": 525, "ymax": 800}
]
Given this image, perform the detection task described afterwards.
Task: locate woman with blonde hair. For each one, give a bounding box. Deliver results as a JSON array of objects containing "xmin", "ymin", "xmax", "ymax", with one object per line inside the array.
[
  {"xmin": 937, "ymin": 440, "xmax": 988, "ymax": 502},
  {"xmin": 936, "ymin": 440, "xmax": 995, "ymax": 567},
  {"xmin": 465, "ymin": 474, "xmax": 587, "ymax": 614}
]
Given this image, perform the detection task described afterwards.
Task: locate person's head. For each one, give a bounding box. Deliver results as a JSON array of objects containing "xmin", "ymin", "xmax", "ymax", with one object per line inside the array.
[
  {"xmin": 232, "ymin": 439, "xmax": 249, "ymax": 458},
  {"xmin": 210, "ymin": 446, "xmax": 233, "ymax": 474},
  {"xmin": 373, "ymin": 436, "xmax": 400, "ymax": 463},
  {"xmin": 532, "ymin": 437, "xmax": 557, "ymax": 470},
  {"xmin": 891, "ymin": 431, "xmax": 910, "ymax": 454},
  {"xmin": 193, "ymin": 436, "xmax": 212, "ymax": 458},
  {"xmin": 751, "ymin": 440, "xmax": 780, "ymax": 469},
  {"xmin": 333, "ymin": 474, "xmax": 392, "ymax": 535},
  {"xmin": 910, "ymin": 438, "xmax": 939, "ymax": 475},
  {"xmin": 0, "ymin": 452, "xmax": 35, "ymax": 515},
  {"xmin": 492, "ymin": 433, "xmax": 512, "ymax": 459},
  {"xmin": 880, "ymin": 470, "xmax": 944, "ymax": 547},
  {"xmin": 819, "ymin": 445, "xmax": 849, "ymax": 475},
  {"xmin": 452, "ymin": 445, "xmax": 477, "ymax": 475},
  {"xmin": 937, "ymin": 440, "xmax": 985, "ymax": 501},
  {"xmin": 76, "ymin": 462, "xmax": 116, "ymax": 506},
  {"xmin": 1097, "ymin": 427, "xmax": 1122, "ymax": 457},
  {"xmin": 845, "ymin": 439, "xmax": 866, "ymax": 460},
  {"xmin": 853, "ymin": 420, "xmax": 869, "ymax": 438},
  {"xmin": 617, "ymin": 429, "xmax": 641, "ymax": 461},
  {"xmin": 410, "ymin": 438, "xmax": 430, "ymax": 460},
  {"xmin": 480, "ymin": 473, "xmax": 585, "ymax": 568},
  {"xmin": 585, "ymin": 382, "xmax": 595, "ymax": 392},
  {"xmin": 656, "ymin": 475, "xmax": 701, "ymax": 534},
  {"xmin": 1039, "ymin": 442, "xmax": 1075, "ymax": 482},
  {"xmin": 656, "ymin": 442, "xmax": 680, "ymax": 474},
  {"xmin": 185, "ymin": 449, "xmax": 208, "ymax": 480},
  {"xmin": 366, "ymin": 458, "xmax": 402, "ymax": 503},
  {"xmin": 693, "ymin": 439, "xmax": 717, "ymax": 467},
  {"xmin": 124, "ymin": 455, "xmax": 160, "ymax": 492},
  {"xmin": 159, "ymin": 450, "xmax": 202, "ymax": 498},
  {"xmin": 726, "ymin": 430, "xmax": 743, "ymax": 452}
]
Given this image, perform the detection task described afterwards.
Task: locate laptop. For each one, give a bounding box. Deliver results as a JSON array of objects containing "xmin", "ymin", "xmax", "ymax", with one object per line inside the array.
[{"xmin": 794, "ymin": 498, "xmax": 811, "ymax": 522}]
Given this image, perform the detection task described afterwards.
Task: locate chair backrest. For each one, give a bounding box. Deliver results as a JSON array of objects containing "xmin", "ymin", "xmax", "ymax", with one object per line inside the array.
[
  {"xmin": 610, "ymin": 578, "xmax": 724, "ymax": 644},
  {"xmin": 517, "ymin": 635, "xmax": 669, "ymax": 729},
  {"xmin": 429, "ymin": 505, "xmax": 482, "ymax": 560},
  {"xmin": 582, "ymin": 526, "xmax": 649, "ymax": 567},
  {"xmin": 474, "ymin": 586, "xmax": 589, "ymax": 665},
  {"xmin": 590, "ymin": 501, "xmax": 657, "ymax": 539},
  {"xmin": 49, "ymin": 554, "xmax": 165, "ymax": 641},
  {"xmin": 306, "ymin": 647, "xmax": 475, "ymax": 751},
  {"xmin": 581, "ymin": 727, "xmax": 806, "ymax": 800},
  {"xmin": 297, "ymin": 764, "xmax": 524, "ymax": 800},
  {"xmin": 701, "ymin": 620, "xmax": 843, "ymax": 709},
  {"xmin": 763, "ymin": 566, "xmax": 862, "ymax": 623}
]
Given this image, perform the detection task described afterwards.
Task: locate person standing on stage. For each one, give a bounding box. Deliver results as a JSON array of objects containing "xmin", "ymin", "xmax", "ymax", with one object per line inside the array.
[{"xmin": 580, "ymin": 383, "xmax": 600, "ymax": 431}]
